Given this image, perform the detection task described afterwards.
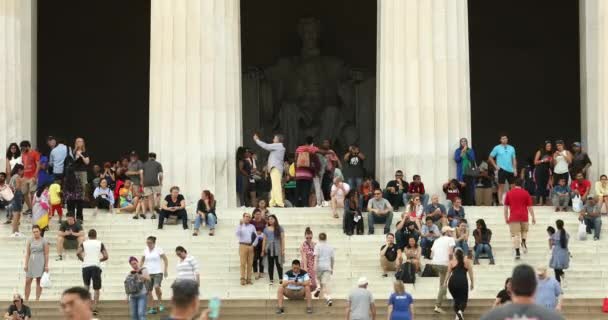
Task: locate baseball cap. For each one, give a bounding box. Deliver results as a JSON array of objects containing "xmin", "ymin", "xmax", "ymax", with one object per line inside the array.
[
  {"xmin": 441, "ymin": 226, "xmax": 454, "ymax": 233},
  {"xmin": 129, "ymin": 151, "xmax": 138, "ymax": 156},
  {"xmin": 572, "ymin": 142, "xmax": 581, "ymax": 147},
  {"xmin": 357, "ymin": 277, "xmax": 368, "ymax": 286},
  {"xmin": 587, "ymin": 195, "xmax": 594, "ymax": 200}
]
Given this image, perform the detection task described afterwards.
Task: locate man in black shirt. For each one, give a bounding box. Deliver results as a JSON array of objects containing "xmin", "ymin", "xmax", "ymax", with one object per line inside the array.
[
  {"xmin": 383, "ymin": 170, "xmax": 408, "ymax": 209},
  {"xmin": 4, "ymin": 294, "xmax": 31, "ymax": 320},
  {"xmin": 569, "ymin": 142, "xmax": 592, "ymax": 178},
  {"xmin": 379, "ymin": 233, "xmax": 398, "ymax": 277},
  {"xmin": 56, "ymin": 213, "xmax": 85, "ymax": 261}
]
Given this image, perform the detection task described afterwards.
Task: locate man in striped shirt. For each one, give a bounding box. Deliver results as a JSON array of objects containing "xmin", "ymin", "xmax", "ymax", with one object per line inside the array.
[{"xmin": 174, "ymin": 246, "xmax": 200, "ymax": 286}]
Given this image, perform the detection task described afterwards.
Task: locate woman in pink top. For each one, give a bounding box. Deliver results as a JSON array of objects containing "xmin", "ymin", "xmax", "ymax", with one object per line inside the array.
[{"xmin": 300, "ymin": 227, "xmax": 317, "ymax": 293}]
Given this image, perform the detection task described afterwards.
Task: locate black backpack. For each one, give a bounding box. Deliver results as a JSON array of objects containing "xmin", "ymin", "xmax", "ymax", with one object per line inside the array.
[
  {"xmin": 399, "ymin": 262, "xmax": 416, "ymax": 284},
  {"xmin": 63, "ymin": 147, "xmax": 75, "ymax": 170}
]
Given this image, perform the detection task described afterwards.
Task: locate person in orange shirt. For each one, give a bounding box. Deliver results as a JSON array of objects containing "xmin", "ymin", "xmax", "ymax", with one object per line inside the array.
[{"xmin": 19, "ymin": 141, "xmax": 40, "ymax": 213}]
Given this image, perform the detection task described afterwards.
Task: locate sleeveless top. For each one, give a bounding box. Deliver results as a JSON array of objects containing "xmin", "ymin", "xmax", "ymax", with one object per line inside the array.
[
  {"xmin": 554, "ymin": 151, "xmax": 569, "ymax": 174},
  {"xmin": 449, "ymin": 262, "xmax": 469, "ymax": 286}
]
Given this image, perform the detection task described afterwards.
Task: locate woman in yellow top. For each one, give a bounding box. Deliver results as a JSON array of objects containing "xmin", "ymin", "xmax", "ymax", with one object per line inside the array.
[{"xmin": 595, "ymin": 174, "xmax": 608, "ymax": 213}]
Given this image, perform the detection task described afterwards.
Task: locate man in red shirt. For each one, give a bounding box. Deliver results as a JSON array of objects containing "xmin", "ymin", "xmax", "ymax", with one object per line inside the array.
[
  {"xmin": 504, "ymin": 178, "xmax": 536, "ymax": 260},
  {"xmin": 19, "ymin": 140, "xmax": 40, "ymax": 212},
  {"xmin": 570, "ymin": 172, "xmax": 592, "ymax": 202}
]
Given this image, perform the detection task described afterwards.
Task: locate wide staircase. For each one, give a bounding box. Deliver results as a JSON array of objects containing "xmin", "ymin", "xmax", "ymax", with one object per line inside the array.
[{"xmin": 1, "ymin": 206, "xmax": 607, "ymax": 319}]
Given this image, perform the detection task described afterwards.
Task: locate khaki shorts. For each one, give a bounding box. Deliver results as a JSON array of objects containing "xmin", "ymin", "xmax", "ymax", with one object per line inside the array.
[
  {"xmin": 380, "ymin": 255, "xmax": 397, "ymax": 272},
  {"xmin": 21, "ymin": 178, "xmax": 37, "ymax": 195},
  {"xmin": 509, "ymin": 222, "xmax": 529, "ymax": 236},
  {"xmin": 317, "ymin": 270, "xmax": 332, "ymax": 286},
  {"xmin": 143, "ymin": 186, "xmax": 161, "ymax": 197},
  {"xmin": 283, "ymin": 288, "xmax": 305, "ymax": 300}
]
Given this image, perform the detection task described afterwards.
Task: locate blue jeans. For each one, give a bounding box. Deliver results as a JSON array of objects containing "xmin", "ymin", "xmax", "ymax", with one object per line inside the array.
[
  {"xmin": 474, "ymin": 243, "xmax": 494, "ymax": 261},
  {"xmin": 367, "ymin": 211, "xmax": 393, "ymax": 234},
  {"xmin": 129, "ymin": 293, "xmax": 147, "ymax": 320},
  {"xmin": 584, "ymin": 216, "xmax": 602, "ymax": 239},
  {"xmin": 455, "ymin": 240, "xmax": 469, "ymax": 256},
  {"xmin": 347, "ymin": 177, "xmax": 363, "ymax": 191},
  {"xmin": 420, "ymin": 237, "xmax": 434, "ymax": 259},
  {"xmin": 194, "ymin": 213, "xmax": 217, "ymax": 230}
]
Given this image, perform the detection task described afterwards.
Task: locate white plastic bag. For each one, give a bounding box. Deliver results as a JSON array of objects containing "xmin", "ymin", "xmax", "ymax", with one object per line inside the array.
[
  {"xmin": 40, "ymin": 272, "xmax": 52, "ymax": 288},
  {"xmin": 578, "ymin": 220, "xmax": 587, "ymax": 241},
  {"xmin": 572, "ymin": 195, "xmax": 583, "ymax": 213}
]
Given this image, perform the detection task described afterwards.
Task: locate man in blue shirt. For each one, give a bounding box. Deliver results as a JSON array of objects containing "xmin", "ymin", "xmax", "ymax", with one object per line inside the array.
[
  {"xmin": 488, "ymin": 135, "xmax": 517, "ymax": 205},
  {"xmin": 276, "ymin": 260, "xmax": 313, "ymax": 315},
  {"xmin": 47, "ymin": 136, "xmax": 68, "ymax": 180}
]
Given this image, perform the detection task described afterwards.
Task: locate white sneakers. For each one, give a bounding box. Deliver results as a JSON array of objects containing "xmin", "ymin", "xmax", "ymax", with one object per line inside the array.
[{"xmin": 10, "ymin": 232, "xmax": 24, "ymax": 237}]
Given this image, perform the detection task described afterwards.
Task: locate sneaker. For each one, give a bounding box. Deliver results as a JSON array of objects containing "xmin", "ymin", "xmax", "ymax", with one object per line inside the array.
[
  {"xmin": 382, "ymin": 273, "xmax": 388, "ymax": 277},
  {"xmin": 151, "ymin": 214, "xmax": 157, "ymax": 219},
  {"xmin": 139, "ymin": 213, "xmax": 147, "ymax": 219},
  {"xmin": 10, "ymin": 232, "xmax": 24, "ymax": 237},
  {"xmin": 158, "ymin": 305, "xmax": 165, "ymax": 312},
  {"xmin": 434, "ymin": 306, "xmax": 445, "ymax": 314},
  {"xmin": 132, "ymin": 215, "xmax": 139, "ymax": 220},
  {"xmin": 521, "ymin": 242, "xmax": 528, "ymax": 254},
  {"xmin": 594, "ymin": 237, "xmax": 599, "ymax": 241},
  {"xmin": 515, "ymin": 253, "xmax": 521, "ymax": 260},
  {"xmin": 457, "ymin": 310, "xmax": 464, "ymax": 320},
  {"xmin": 147, "ymin": 308, "xmax": 157, "ymax": 315},
  {"xmin": 306, "ymin": 307, "xmax": 313, "ymax": 314},
  {"xmin": 56, "ymin": 255, "xmax": 63, "ymax": 261},
  {"xmin": 275, "ymin": 307, "xmax": 284, "ymax": 314},
  {"xmin": 326, "ymin": 299, "xmax": 333, "ymax": 307},
  {"xmin": 314, "ymin": 289, "xmax": 320, "ymax": 298}
]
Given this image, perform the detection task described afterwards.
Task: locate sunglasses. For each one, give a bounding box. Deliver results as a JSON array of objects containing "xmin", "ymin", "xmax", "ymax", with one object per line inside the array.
[{"xmin": 374, "ymin": 193, "xmax": 381, "ymax": 195}]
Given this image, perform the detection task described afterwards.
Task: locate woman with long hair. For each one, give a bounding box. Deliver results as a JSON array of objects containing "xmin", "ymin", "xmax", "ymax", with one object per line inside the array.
[
  {"xmin": 72, "ymin": 137, "xmax": 90, "ymax": 200},
  {"xmin": 251, "ymin": 208, "xmax": 266, "ymax": 280},
  {"xmin": 552, "ymin": 140, "xmax": 572, "ymax": 185},
  {"xmin": 193, "ymin": 190, "xmax": 217, "ymax": 236},
  {"xmin": 63, "ymin": 168, "xmax": 85, "ymax": 222},
  {"xmin": 402, "ymin": 237, "xmax": 421, "ymax": 273},
  {"xmin": 262, "ymin": 214, "xmax": 285, "ymax": 284},
  {"xmin": 256, "ymin": 199, "xmax": 270, "ymax": 218},
  {"xmin": 387, "ymin": 281, "xmax": 414, "ymax": 320},
  {"xmin": 549, "ymin": 219, "xmax": 570, "ymax": 284},
  {"xmin": 454, "ymin": 137, "xmax": 477, "ymax": 205},
  {"xmin": 299, "ymin": 227, "xmax": 317, "ymax": 292},
  {"xmin": 5, "ymin": 142, "xmax": 21, "ymax": 178},
  {"xmin": 533, "ymin": 141, "xmax": 553, "ymax": 205},
  {"xmin": 493, "ymin": 277, "xmax": 512, "ymax": 307},
  {"xmin": 445, "ymin": 248, "xmax": 474, "ymax": 320},
  {"xmin": 472, "ymin": 218, "xmax": 495, "ymax": 265},
  {"xmin": 406, "ymin": 196, "xmax": 423, "ymax": 230},
  {"xmin": 24, "ymin": 225, "xmax": 49, "ymax": 301},
  {"xmin": 236, "ymin": 147, "xmax": 253, "ymax": 207},
  {"xmin": 343, "ymin": 189, "xmax": 363, "ymax": 235}
]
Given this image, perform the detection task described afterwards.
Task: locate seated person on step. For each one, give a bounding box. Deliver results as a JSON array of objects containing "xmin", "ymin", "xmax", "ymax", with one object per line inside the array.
[
  {"xmin": 3, "ymin": 294, "xmax": 31, "ymax": 320},
  {"xmin": 424, "ymin": 195, "xmax": 447, "ymax": 228},
  {"xmin": 579, "ymin": 196, "xmax": 602, "ymax": 240},
  {"xmin": 404, "ymin": 174, "xmax": 429, "ymax": 207},
  {"xmin": 56, "ymin": 212, "xmax": 85, "ymax": 261},
  {"xmin": 380, "ymin": 233, "xmax": 398, "ymax": 277},
  {"xmin": 442, "ymin": 179, "xmax": 463, "ymax": 210},
  {"xmin": 158, "ymin": 186, "xmax": 188, "ymax": 230},
  {"xmin": 454, "ymin": 219, "xmax": 470, "ymax": 256},
  {"xmin": 551, "ymin": 178, "xmax": 571, "ymax": 212},
  {"xmin": 420, "ymin": 217, "xmax": 440, "ymax": 259},
  {"xmin": 394, "ymin": 213, "xmax": 419, "ymax": 250},
  {"xmin": 447, "ymin": 197, "xmax": 466, "ymax": 228},
  {"xmin": 343, "ymin": 190, "xmax": 364, "ymax": 236},
  {"xmin": 384, "ymin": 170, "xmax": 408, "ymax": 209},
  {"xmin": 367, "ymin": 189, "xmax": 394, "ymax": 235},
  {"xmin": 276, "ymin": 259, "xmax": 313, "ymax": 315},
  {"xmin": 595, "ymin": 174, "xmax": 608, "ymax": 213},
  {"xmin": 472, "ymin": 218, "xmax": 494, "ymax": 265}
]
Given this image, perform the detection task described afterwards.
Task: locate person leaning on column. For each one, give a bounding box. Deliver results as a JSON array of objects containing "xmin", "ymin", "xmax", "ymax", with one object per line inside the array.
[{"xmin": 235, "ymin": 212, "xmax": 259, "ymax": 285}]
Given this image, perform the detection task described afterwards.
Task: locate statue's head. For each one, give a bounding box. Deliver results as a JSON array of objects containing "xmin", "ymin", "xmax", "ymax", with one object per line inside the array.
[{"xmin": 298, "ymin": 17, "xmax": 321, "ymax": 49}]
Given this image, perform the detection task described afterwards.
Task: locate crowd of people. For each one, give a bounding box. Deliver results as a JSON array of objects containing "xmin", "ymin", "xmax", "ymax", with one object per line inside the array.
[{"xmin": 0, "ymin": 131, "xmax": 601, "ymax": 320}]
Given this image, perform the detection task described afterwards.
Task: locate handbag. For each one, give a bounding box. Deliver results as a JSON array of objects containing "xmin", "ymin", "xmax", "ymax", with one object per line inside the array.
[
  {"xmin": 41, "ymin": 272, "xmax": 52, "ymax": 288},
  {"xmin": 572, "ymin": 195, "xmax": 583, "ymax": 213},
  {"xmin": 578, "ymin": 220, "xmax": 587, "ymax": 241},
  {"xmin": 421, "ymin": 264, "xmax": 438, "ymax": 277},
  {"xmin": 463, "ymin": 160, "xmax": 480, "ymax": 178},
  {"xmin": 400, "ymin": 262, "xmax": 416, "ymax": 284}
]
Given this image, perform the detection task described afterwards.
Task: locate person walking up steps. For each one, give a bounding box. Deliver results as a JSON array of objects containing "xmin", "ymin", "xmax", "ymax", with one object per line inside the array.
[
  {"xmin": 504, "ymin": 178, "xmax": 536, "ymax": 260},
  {"xmin": 445, "ymin": 248, "xmax": 475, "ymax": 320},
  {"xmin": 314, "ymin": 232, "xmax": 335, "ymax": 307},
  {"xmin": 77, "ymin": 229, "xmax": 108, "ymax": 316}
]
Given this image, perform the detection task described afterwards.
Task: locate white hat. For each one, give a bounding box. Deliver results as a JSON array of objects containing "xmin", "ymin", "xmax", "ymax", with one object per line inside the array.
[
  {"xmin": 357, "ymin": 277, "xmax": 368, "ymax": 286},
  {"xmin": 441, "ymin": 226, "xmax": 454, "ymax": 233}
]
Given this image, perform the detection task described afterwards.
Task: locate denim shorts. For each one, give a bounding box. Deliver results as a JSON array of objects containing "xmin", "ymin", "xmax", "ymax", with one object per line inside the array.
[{"xmin": 9, "ymin": 191, "xmax": 24, "ymax": 212}]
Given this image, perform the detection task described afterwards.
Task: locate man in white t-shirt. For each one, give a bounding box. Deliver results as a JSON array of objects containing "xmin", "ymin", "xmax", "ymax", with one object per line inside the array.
[
  {"xmin": 314, "ymin": 232, "xmax": 335, "ymax": 306},
  {"xmin": 76, "ymin": 229, "xmax": 108, "ymax": 317},
  {"xmin": 431, "ymin": 226, "xmax": 455, "ymax": 314},
  {"xmin": 330, "ymin": 176, "xmax": 350, "ymax": 219}
]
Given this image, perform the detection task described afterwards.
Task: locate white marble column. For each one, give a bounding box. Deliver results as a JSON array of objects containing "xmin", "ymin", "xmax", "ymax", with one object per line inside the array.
[
  {"xmin": 149, "ymin": 0, "xmax": 242, "ymax": 207},
  {"xmin": 580, "ymin": 0, "xmax": 608, "ymax": 180},
  {"xmin": 0, "ymin": 0, "xmax": 36, "ymax": 169},
  {"xmin": 376, "ymin": 0, "xmax": 471, "ymax": 196}
]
